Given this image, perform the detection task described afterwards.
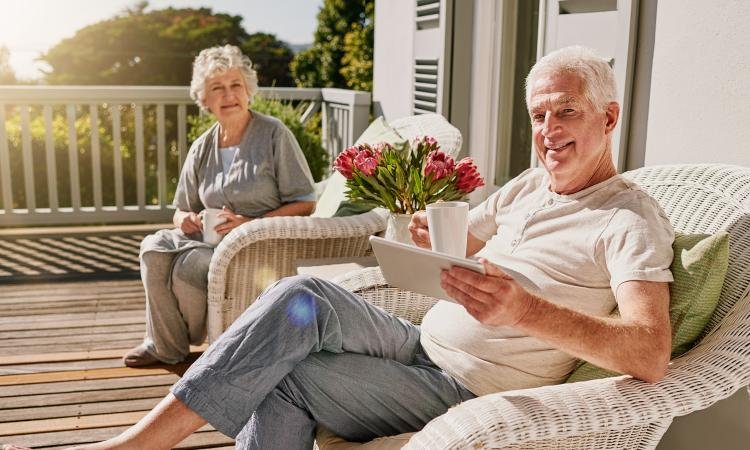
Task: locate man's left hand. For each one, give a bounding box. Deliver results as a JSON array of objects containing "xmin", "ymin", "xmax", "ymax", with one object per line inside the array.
[{"xmin": 441, "ymin": 258, "xmax": 536, "ymax": 327}]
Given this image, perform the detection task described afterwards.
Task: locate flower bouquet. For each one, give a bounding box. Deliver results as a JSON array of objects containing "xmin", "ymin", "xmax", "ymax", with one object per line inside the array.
[{"xmin": 333, "ymin": 136, "xmax": 485, "ymax": 215}]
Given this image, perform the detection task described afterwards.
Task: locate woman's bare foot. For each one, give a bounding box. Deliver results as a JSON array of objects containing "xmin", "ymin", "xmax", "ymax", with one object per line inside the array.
[{"xmin": 122, "ymin": 344, "xmax": 161, "ymax": 367}]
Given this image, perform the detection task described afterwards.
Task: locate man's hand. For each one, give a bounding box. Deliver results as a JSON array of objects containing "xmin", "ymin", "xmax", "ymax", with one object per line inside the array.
[
  {"xmin": 177, "ymin": 211, "xmax": 203, "ymax": 235},
  {"xmin": 408, "ymin": 211, "xmax": 431, "ymax": 249},
  {"xmin": 214, "ymin": 206, "xmax": 253, "ymax": 235},
  {"xmin": 441, "ymin": 258, "xmax": 535, "ymax": 327}
]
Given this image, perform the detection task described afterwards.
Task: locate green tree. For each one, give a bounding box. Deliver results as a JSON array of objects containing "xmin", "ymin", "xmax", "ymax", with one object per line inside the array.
[
  {"xmin": 0, "ymin": 45, "xmax": 16, "ymax": 84},
  {"xmin": 291, "ymin": 0, "xmax": 373, "ymax": 91},
  {"xmin": 241, "ymin": 33, "xmax": 294, "ymax": 87},
  {"xmin": 39, "ymin": 3, "xmax": 294, "ymax": 87}
]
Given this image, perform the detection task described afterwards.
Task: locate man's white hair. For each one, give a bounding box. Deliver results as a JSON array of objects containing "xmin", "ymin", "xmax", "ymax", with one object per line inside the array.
[
  {"xmin": 189, "ymin": 44, "xmax": 259, "ymax": 112},
  {"xmin": 525, "ymin": 46, "xmax": 617, "ymax": 111}
]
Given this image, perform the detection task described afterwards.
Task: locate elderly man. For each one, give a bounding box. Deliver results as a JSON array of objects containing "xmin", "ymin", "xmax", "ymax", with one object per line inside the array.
[{"xmin": 9, "ymin": 46, "xmax": 673, "ymax": 450}]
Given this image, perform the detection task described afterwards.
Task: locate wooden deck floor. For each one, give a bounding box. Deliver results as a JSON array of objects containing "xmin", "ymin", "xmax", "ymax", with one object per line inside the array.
[{"xmin": 0, "ymin": 279, "xmax": 234, "ymax": 449}]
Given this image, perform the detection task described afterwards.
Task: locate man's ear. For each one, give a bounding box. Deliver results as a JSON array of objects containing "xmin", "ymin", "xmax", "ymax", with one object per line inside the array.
[{"xmin": 604, "ymin": 102, "xmax": 620, "ymax": 134}]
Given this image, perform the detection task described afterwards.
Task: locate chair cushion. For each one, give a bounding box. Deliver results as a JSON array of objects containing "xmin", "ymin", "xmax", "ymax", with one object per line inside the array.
[
  {"xmin": 566, "ymin": 231, "xmax": 730, "ymax": 383},
  {"xmin": 312, "ymin": 117, "xmax": 406, "ymax": 218},
  {"xmin": 316, "ymin": 426, "xmax": 415, "ymax": 449}
]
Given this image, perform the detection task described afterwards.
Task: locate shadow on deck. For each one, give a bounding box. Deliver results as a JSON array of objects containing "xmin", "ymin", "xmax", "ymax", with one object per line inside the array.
[{"xmin": 0, "ymin": 226, "xmax": 234, "ymax": 448}]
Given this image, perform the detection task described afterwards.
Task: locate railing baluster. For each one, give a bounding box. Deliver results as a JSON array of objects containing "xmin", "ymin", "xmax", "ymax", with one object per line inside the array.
[
  {"xmin": 43, "ymin": 106, "xmax": 58, "ymax": 212},
  {"xmin": 111, "ymin": 105, "xmax": 124, "ymax": 210},
  {"xmin": 90, "ymin": 104, "xmax": 103, "ymax": 210},
  {"xmin": 177, "ymin": 104, "xmax": 187, "ymax": 169},
  {"xmin": 0, "ymin": 105, "xmax": 12, "ymax": 214},
  {"xmin": 156, "ymin": 104, "xmax": 166, "ymax": 207},
  {"xmin": 343, "ymin": 108, "xmax": 350, "ymax": 149},
  {"xmin": 135, "ymin": 104, "xmax": 145, "ymax": 209},
  {"xmin": 321, "ymin": 101, "xmax": 330, "ymax": 156},
  {"xmin": 336, "ymin": 107, "xmax": 344, "ymax": 159},
  {"xmin": 20, "ymin": 106, "xmax": 36, "ymax": 211},
  {"xmin": 0, "ymin": 86, "xmax": 365, "ymax": 226},
  {"xmin": 66, "ymin": 105, "xmax": 81, "ymax": 211}
]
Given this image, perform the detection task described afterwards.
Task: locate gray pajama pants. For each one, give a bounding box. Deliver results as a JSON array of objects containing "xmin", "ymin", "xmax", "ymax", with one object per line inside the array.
[
  {"xmin": 141, "ymin": 247, "xmax": 214, "ymax": 364},
  {"xmin": 171, "ymin": 275, "xmax": 476, "ymax": 448}
]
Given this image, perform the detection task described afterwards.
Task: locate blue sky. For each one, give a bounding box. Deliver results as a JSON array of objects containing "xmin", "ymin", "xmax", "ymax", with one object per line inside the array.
[{"xmin": 0, "ymin": 0, "xmax": 322, "ymax": 79}]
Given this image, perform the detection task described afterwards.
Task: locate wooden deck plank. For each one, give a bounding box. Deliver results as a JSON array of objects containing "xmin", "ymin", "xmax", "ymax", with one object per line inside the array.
[
  {"xmin": 0, "ymin": 273, "xmax": 232, "ymax": 447},
  {"xmin": 2, "ymin": 424, "xmax": 134, "ymax": 448},
  {"xmin": 0, "ymin": 292, "xmax": 144, "ymax": 306},
  {"xmin": 0, "ymin": 332, "xmax": 144, "ymax": 349},
  {"xmin": 0, "ymin": 364, "xmax": 190, "ymax": 386},
  {"xmin": 0, "ymin": 317, "xmax": 144, "ymax": 332},
  {"xmin": 1, "ymin": 397, "xmax": 162, "ymax": 422},
  {"xmin": 0, "ymin": 357, "xmax": 130, "ymax": 376},
  {"xmin": 0, "ymin": 309, "xmax": 145, "ymax": 326},
  {"xmin": 0, "ymin": 323, "xmax": 145, "ymax": 341},
  {"xmin": 0, "ymin": 279, "xmax": 142, "ymax": 295},
  {"xmin": 2, "ymin": 424, "xmax": 220, "ymax": 448},
  {"xmin": 0, "ymin": 374, "xmax": 179, "ymax": 397},
  {"xmin": 0, "ymin": 410, "xmax": 148, "ymax": 436},
  {"xmin": 0, "ymin": 303, "xmax": 145, "ymax": 317},
  {"xmin": 0, "ymin": 339, "xmax": 144, "ymax": 356},
  {"xmin": 0, "ymin": 385, "xmax": 170, "ymax": 409},
  {"xmin": 0, "ymin": 345, "xmax": 206, "ymax": 366}
]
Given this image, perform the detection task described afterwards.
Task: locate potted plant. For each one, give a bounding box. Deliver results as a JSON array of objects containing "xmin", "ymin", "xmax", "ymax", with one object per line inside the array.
[{"xmin": 333, "ymin": 136, "xmax": 485, "ymax": 243}]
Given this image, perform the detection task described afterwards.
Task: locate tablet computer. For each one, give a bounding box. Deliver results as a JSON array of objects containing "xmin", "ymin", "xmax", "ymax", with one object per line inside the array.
[{"xmin": 369, "ymin": 235, "xmax": 485, "ymax": 300}]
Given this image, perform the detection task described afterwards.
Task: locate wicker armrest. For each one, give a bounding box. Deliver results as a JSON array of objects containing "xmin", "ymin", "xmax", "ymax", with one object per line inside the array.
[
  {"xmin": 405, "ymin": 293, "xmax": 750, "ymax": 448},
  {"xmin": 206, "ymin": 210, "xmax": 387, "ymax": 341},
  {"xmin": 333, "ymin": 266, "xmax": 438, "ymax": 325}
]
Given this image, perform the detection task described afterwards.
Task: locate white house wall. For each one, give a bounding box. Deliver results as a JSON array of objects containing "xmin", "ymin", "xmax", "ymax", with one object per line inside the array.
[
  {"xmin": 373, "ymin": 0, "xmax": 415, "ymax": 120},
  {"xmin": 644, "ymin": 0, "xmax": 750, "ymax": 166}
]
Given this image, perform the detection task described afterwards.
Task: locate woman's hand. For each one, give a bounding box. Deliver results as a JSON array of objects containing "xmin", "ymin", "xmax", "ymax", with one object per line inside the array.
[
  {"xmin": 440, "ymin": 258, "xmax": 535, "ymax": 327},
  {"xmin": 408, "ymin": 211, "xmax": 431, "ymax": 249},
  {"xmin": 214, "ymin": 206, "xmax": 253, "ymax": 235},
  {"xmin": 175, "ymin": 210, "xmax": 203, "ymax": 235}
]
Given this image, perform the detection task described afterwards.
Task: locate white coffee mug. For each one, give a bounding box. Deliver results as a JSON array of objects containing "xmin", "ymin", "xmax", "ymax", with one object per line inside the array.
[
  {"xmin": 426, "ymin": 201, "xmax": 469, "ymax": 257},
  {"xmin": 201, "ymin": 208, "xmax": 227, "ymax": 246}
]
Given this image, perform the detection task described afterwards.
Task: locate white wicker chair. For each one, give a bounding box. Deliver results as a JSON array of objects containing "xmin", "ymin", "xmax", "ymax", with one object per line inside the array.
[
  {"xmin": 206, "ymin": 114, "xmax": 463, "ymax": 342},
  {"xmin": 325, "ymin": 164, "xmax": 750, "ymax": 449}
]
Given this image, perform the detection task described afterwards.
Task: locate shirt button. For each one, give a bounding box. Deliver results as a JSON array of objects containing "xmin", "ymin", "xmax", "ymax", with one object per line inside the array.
[
  {"xmin": 511, "ymin": 239, "xmax": 519, "ymax": 246},
  {"xmin": 525, "ymin": 212, "xmax": 532, "ymax": 220},
  {"xmin": 547, "ymin": 198, "xmax": 554, "ymax": 205}
]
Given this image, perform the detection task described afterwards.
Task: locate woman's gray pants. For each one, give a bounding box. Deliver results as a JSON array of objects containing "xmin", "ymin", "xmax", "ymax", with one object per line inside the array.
[
  {"xmin": 141, "ymin": 247, "xmax": 213, "ymax": 364},
  {"xmin": 171, "ymin": 275, "xmax": 475, "ymax": 449}
]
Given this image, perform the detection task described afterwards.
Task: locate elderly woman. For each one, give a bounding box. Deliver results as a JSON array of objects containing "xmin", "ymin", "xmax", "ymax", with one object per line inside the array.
[{"xmin": 123, "ymin": 45, "xmax": 316, "ymax": 367}]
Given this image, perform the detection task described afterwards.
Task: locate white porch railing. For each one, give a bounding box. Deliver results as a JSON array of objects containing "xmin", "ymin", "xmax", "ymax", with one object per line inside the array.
[{"xmin": 0, "ymin": 86, "xmax": 370, "ymax": 227}]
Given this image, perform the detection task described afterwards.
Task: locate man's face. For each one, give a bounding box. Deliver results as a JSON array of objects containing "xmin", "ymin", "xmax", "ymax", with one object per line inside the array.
[{"xmin": 528, "ymin": 71, "xmax": 619, "ymax": 191}]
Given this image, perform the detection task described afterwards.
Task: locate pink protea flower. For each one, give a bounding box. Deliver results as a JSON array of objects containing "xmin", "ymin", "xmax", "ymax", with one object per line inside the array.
[
  {"xmin": 373, "ymin": 142, "xmax": 392, "ymax": 153},
  {"xmin": 424, "ymin": 150, "xmax": 455, "ymax": 181},
  {"xmin": 353, "ymin": 146, "xmax": 382, "ymax": 177},
  {"xmin": 334, "ymin": 146, "xmax": 358, "ymax": 179},
  {"xmin": 421, "ymin": 136, "xmax": 438, "ymax": 147},
  {"xmin": 455, "ymin": 158, "xmax": 485, "ymax": 193}
]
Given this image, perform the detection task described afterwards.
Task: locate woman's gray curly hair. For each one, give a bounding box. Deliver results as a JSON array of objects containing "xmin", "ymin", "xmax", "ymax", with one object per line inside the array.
[{"xmin": 189, "ymin": 45, "xmax": 259, "ymax": 112}]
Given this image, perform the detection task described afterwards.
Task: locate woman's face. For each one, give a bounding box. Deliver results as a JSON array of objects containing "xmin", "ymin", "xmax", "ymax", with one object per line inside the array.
[{"xmin": 202, "ymin": 68, "xmax": 250, "ymax": 122}]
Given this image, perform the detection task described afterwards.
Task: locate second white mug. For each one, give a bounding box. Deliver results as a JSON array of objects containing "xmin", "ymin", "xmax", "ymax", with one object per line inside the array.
[
  {"xmin": 201, "ymin": 208, "xmax": 227, "ymax": 246},
  {"xmin": 426, "ymin": 201, "xmax": 469, "ymax": 257}
]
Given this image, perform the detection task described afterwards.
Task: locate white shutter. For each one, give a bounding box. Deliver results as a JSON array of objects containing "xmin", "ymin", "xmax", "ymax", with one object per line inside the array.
[
  {"xmin": 413, "ymin": 0, "xmax": 453, "ymax": 115},
  {"xmin": 537, "ymin": 0, "xmax": 638, "ymax": 172}
]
